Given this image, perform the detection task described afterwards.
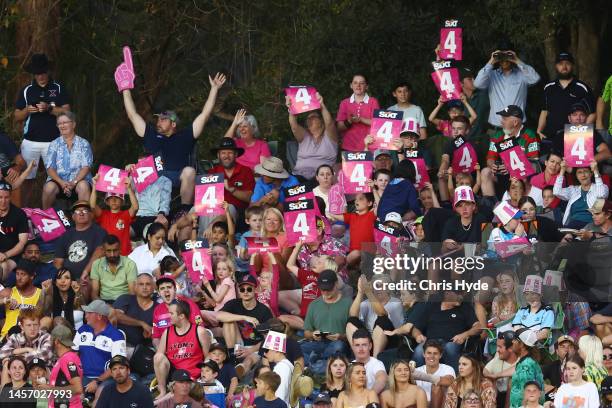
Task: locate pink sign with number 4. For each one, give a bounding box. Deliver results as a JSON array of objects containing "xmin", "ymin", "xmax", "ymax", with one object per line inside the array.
[
  {"xmin": 28, "ymin": 208, "xmax": 71, "ymax": 242},
  {"xmin": 439, "ymin": 20, "xmax": 462, "ymax": 60},
  {"xmin": 194, "ymin": 173, "xmax": 225, "ymax": 216},
  {"xmin": 431, "ymin": 61, "xmax": 462, "ymax": 102},
  {"xmin": 409, "ymin": 158, "xmax": 430, "ymax": 190},
  {"xmin": 181, "ymin": 240, "xmax": 213, "ymax": 283},
  {"xmin": 564, "ymin": 124, "xmax": 594, "ymax": 168},
  {"xmin": 342, "ymin": 152, "xmax": 373, "ymax": 194},
  {"xmin": 284, "ymin": 199, "xmax": 318, "ymax": 245},
  {"xmin": 96, "ymin": 165, "xmax": 128, "ymax": 194},
  {"xmin": 368, "ymin": 110, "xmax": 404, "ymax": 151},
  {"xmin": 285, "ymin": 86, "xmax": 321, "ymax": 115},
  {"xmin": 131, "ymin": 155, "xmax": 163, "ymax": 193}
]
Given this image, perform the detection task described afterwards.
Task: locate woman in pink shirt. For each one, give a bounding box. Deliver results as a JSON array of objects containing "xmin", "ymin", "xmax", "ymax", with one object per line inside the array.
[
  {"xmin": 224, "ymin": 109, "xmax": 271, "ymax": 168},
  {"xmin": 336, "ymin": 74, "xmax": 380, "ymax": 152}
]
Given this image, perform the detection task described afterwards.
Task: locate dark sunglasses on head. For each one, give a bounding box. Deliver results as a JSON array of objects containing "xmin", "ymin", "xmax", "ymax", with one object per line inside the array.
[
  {"xmin": 0, "ymin": 182, "xmax": 12, "ymax": 191},
  {"xmin": 239, "ymin": 286, "xmax": 254, "ymax": 293},
  {"xmin": 604, "ymin": 354, "xmax": 612, "ymax": 360}
]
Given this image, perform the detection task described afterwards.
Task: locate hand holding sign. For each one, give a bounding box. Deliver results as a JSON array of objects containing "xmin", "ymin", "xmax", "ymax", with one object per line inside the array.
[
  {"xmin": 342, "ymin": 152, "xmax": 373, "ymax": 194},
  {"xmin": 96, "ymin": 165, "xmax": 128, "ymax": 194},
  {"xmin": 564, "ymin": 124, "xmax": 594, "ymax": 167},
  {"xmin": 431, "ymin": 61, "xmax": 462, "ymax": 102},
  {"xmin": 114, "ymin": 46, "xmax": 135, "ymax": 93},
  {"xmin": 195, "ymin": 174, "xmax": 225, "ymax": 216},
  {"xmin": 284, "ymin": 199, "xmax": 318, "ymax": 245},
  {"xmin": 368, "ymin": 110, "xmax": 404, "ymax": 151},
  {"xmin": 285, "ymin": 86, "xmax": 321, "ymax": 115},
  {"xmin": 497, "ymin": 138, "xmax": 535, "ymax": 179},
  {"xmin": 181, "ymin": 240, "xmax": 213, "ymax": 283},
  {"xmin": 131, "ymin": 155, "xmax": 163, "ymax": 193}
]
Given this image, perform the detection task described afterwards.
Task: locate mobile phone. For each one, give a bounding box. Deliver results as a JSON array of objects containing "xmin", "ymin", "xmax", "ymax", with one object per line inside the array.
[{"xmin": 320, "ymin": 331, "xmax": 330, "ymax": 337}]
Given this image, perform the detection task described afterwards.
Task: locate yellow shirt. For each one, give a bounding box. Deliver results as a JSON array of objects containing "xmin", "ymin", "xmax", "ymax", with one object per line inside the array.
[{"xmin": 1, "ymin": 286, "xmax": 41, "ymax": 339}]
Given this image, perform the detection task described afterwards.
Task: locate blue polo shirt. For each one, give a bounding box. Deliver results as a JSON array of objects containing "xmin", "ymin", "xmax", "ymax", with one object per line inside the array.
[
  {"xmin": 74, "ymin": 323, "xmax": 126, "ymax": 378},
  {"xmin": 511, "ymin": 305, "xmax": 555, "ymax": 330},
  {"xmin": 143, "ymin": 124, "xmax": 195, "ymax": 171},
  {"xmin": 250, "ymin": 175, "xmax": 300, "ymax": 204}
]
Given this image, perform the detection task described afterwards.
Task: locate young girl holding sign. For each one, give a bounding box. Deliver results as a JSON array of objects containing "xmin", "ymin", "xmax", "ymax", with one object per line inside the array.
[{"xmin": 201, "ymin": 258, "xmax": 237, "ymax": 332}]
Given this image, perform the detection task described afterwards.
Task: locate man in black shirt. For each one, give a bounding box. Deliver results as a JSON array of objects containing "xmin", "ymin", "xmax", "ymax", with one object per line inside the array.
[
  {"xmin": 538, "ymin": 52, "xmax": 596, "ymax": 146},
  {"xmin": 217, "ymin": 274, "xmax": 273, "ymax": 361},
  {"xmin": 120, "ymin": 67, "xmax": 225, "ymax": 209},
  {"xmin": 409, "ymin": 290, "xmax": 480, "ymax": 372},
  {"xmin": 53, "ymin": 200, "xmax": 107, "ymax": 299},
  {"xmin": 113, "ymin": 273, "xmax": 155, "ymax": 353},
  {"xmin": 0, "ymin": 182, "xmax": 28, "ymax": 283},
  {"xmin": 96, "ymin": 355, "xmax": 153, "ymax": 408},
  {"xmin": 14, "ymin": 54, "xmax": 71, "ymax": 206},
  {"xmin": 541, "ymin": 334, "xmax": 576, "ymax": 400}
]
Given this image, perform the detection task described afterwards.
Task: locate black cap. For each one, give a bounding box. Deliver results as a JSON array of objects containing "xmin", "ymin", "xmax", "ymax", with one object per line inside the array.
[
  {"xmin": 496, "ymin": 105, "xmax": 523, "ymax": 119},
  {"xmin": 210, "ymin": 137, "xmax": 245, "ymax": 157},
  {"xmin": 171, "ymin": 369, "xmax": 192, "ymax": 382},
  {"xmin": 317, "ymin": 270, "xmax": 338, "ymax": 291},
  {"xmin": 314, "ymin": 393, "xmax": 332, "ymax": 405},
  {"xmin": 602, "ymin": 376, "xmax": 612, "ymax": 395},
  {"xmin": 197, "ymin": 359, "xmax": 220, "ymax": 373},
  {"xmin": 556, "ymin": 52, "xmax": 574, "ymax": 64},
  {"xmin": 27, "ymin": 358, "xmax": 47, "ymax": 371},
  {"xmin": 460, "ymin": 67, "xmax": 474, "ymax": 80},
  {"xmin": 156, "ymin": 274, "xmax": 176, "ymax": 287},
  {"xmin": 16, "ymin": 259, "xmax": 37, "ymax": 276},
  {"xmin": 524, "ymin": 380, "xmax": 542, "ymax": 390},
  {"xmin": 209, "ymin": 343, "xmax": 228, "ymax": 355},
  {"xmin": 238, "ymin": 274, "xmax": 257, "ymax": 287},
  {"xmin": 25, "ymin": 53, "xmax": 52, "ymax": 74},
  {"xmin": 399, "ymin": 130, "xmax": 419, "ymax": 139},
  {"xmin": 569, "ymin": 101, "xmax": 589, "ymax": 115},
  {"xmin": 109, "ymin": 355, "xmax": 130, "ymax": 369}
]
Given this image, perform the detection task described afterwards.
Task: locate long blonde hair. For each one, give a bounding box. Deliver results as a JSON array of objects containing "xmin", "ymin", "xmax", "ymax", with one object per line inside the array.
[
  {"xmin": 261, "ymin": 207, "xmax": 285, "ymax": 236},
  {"xmin": 388, "ymin": 360, "xmax": 413, "ymax": 394},
  {"xmin": 345, "ymin": 362, "xmax": 366, "ymax": 393}
]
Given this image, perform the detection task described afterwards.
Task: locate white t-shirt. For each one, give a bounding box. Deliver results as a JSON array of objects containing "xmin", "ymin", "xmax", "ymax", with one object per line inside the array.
[
  {"xmin": 128, "ymin": 244, "xmax": 176, "ymax": 276},
  {"xmin": 273, "ymin": 358, "xmax": 294, "ymax": 406},
  {"xmin": 387, "ymin": 104, "xmax": 427, "ymax": 128},
  {"xmin": 415, "ymin": 364, "xmax": 456, "ymax": 401},
  {"xmin": 553, "ymin": 382, "xmax": 600, "ymax": 408},
  {"xmin": 363, "ymin": 357, "xmax": 386, "ymax": 389},
  {"xmin": 359, "ymin": 298, "xmax": 404, "ymax": 331}
]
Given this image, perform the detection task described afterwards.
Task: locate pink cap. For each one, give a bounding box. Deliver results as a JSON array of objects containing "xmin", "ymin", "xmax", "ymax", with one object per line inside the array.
[
  {"xmin": 523, "ymin": 275, "xmax": 543, "ymax": 295},
  {"xmin": 453, "ymin": 186, "xmax": 475, "ymax": 207},
  {"xmin": 105, "ymin": 192, "xmax": 125, "ymax": 201}
]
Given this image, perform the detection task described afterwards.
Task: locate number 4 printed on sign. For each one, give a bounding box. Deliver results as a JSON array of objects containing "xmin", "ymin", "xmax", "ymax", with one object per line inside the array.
[
  {"xmin": 508, "ymin": 151, "xmax": 526, "ymax": 174},
  {"xmin": 104, "ymin": 168, "xmax": 122, "ymax": 186},
  {"xmin": 459, "ymin": 148, "xmax": 472, "ymax": 169},
  {"xmin": 571, "ymin": 137, "xmax": 587, "ymax": 161},
  {"xmin": 376, "ymin": 122, "xmax": 394, "ymax": 144},
  {"xmin": 444, "ymin": 30, "xmax": 457, "ymax": 54},
  {"xmin": 439, "ymin": 71, "xmax": 455, "ymax": 98},
  {"xmin": 292, "ymin": 213, "xmax": 310, "ymax": 236},
  {"xmin": 41, "ymin": 218, "xmax": 61, "ymax": 234},
  {"xmin": 200, "ymin": 186, "xmax": 217, "ymax": 209},
  {"xmin": 350, "ymin": 164, "xmax": 367, "ymax": 186},
  {"xmin": 135, "ymin": 166, "xmax": 154, "ymax": 183},
  {"xmin": 295, "ymin": 87, "xmax": 312, "ymax": 105}
]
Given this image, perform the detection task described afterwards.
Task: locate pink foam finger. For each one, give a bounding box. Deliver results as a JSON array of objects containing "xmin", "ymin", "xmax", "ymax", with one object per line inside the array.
[{"xmin": 122, "ymin": 46, "xmax": 134, "ymax": 71}]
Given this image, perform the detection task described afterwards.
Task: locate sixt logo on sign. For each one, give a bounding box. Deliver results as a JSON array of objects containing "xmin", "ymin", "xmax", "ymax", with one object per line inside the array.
[
  {"xmin": 184, "ymin": 240, "xmax": 204, "ymax": 250},
  {"xmin": 376, "ymin": 223, "xmax": 396, "ymax": 235},
  {"xmin": 288, "ymin": 201, "xmax": 308, "ymax": 211},
  {"xmin": 154, "ymin": 156, "xmax": 164, "ymax": 171},
  {"xmin": 432, "ymin": 60, "xmax": 452, "ymax": 70},
  {"xmin": 499, "ymin": 139, "xmax": 515, "ymax": 150},
  {"xmin": 444, "ymin": 19, "xmax": 459, "ymax": 27},
  {"xmin": 569, "ymin": 125, "xmax": 589, "ymax": 133},
  {"xmin": 454, "ymin": 137, "xmax": 465, "ymax": 147},
  {"xmin": 346, "ymin": 152, "xmax": 367, "ymax": 161},
  {"xmin": 199, "ymin": 175, "xmax": 220, "ymax": 184},
  {"xmin": 287, "ymin": 185, "xmax": 306, "ymax": 196},
  {"xmin": 376, "ymin": 110, "xmax": 400, "ymax": 119}
]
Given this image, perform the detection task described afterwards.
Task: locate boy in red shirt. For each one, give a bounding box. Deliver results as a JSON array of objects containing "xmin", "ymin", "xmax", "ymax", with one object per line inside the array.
[
  {"xmin": 90, "ymin": 176, "xmax": 139, "ymax": 255},
  {"xmin": 329, "ymin": 192, "xmax": 375, "ymax": 268}
]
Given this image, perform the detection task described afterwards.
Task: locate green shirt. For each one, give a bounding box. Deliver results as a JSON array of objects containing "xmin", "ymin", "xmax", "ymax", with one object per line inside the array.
[
  {"xmin": 510, "ymin": 356, "xmax": 544, "ymax": 408},
  {"xmin": 90, "ymin": 256, "xmax": 137, "ymax": 301},
  {"xmin": 304, "ymin": 296, "xmax": 351, "ymax": 334}
]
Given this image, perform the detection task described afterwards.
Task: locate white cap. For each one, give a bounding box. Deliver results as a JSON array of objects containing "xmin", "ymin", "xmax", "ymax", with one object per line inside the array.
[
  {"xmin": 453, "ymin": 186, "xmax": 475, "ymax": 207},
  {"xmin": 493, "ymin": 201, "xmax": 522, "ymax": 225},
  {"xmin": 523, "ymin": 274, "xmax": 543, "ymax": 295},
  {"xmin": 263, "ymin": 331, "xmax": 287, "ymax": 353},
  {"xmin": 384, "ymin": 212, "xmax": 402, "ymax": 224}
]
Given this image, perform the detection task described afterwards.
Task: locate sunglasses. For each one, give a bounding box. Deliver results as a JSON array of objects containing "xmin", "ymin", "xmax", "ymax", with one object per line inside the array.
[
  {"xmin": 74, "ymin": 209, "xmax": 90, "ymax": 215},
  {"xmin": 239, "ymin": 286, "xmax": 254, "ymax": 293},
  {"xmin": 464, "ymin": 398, "xmax": 480, "ymax": 404},
  {"xmin": 604, "ymin": 355, "xmax": 612, "ymax": 360},
  {"xmin": 0, "ymin": 182, "xmax": 12, "ymax": 191}
]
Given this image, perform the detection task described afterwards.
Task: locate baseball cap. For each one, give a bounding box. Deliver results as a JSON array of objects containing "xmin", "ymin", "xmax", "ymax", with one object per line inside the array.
[
  {"xmin": 28, "ymin": 358, "xmax": 47, "ymax": 371},
  {"xmin": 197, "ymin": 359, "xmax": 219, "ymax": 373},
  {"xmin": 374, "ymin": 149, "xmax": 392, "ymax": 159},
  {"xmin": 154, "ymin": 110, "xmax": 179, "ymax": 123},
  {"xmin": 515, "ymin": 328, "xmax": 538, "ymax": 347},
  {"xmin": 314, "ymin": 393, "xmax": 332, "ymax": 405},
  {"xmin": 556, "ymin": 334, "xmax": 576, "ymax": 346},
  {"xmin": 51, "ymin": 325, "xmax": 74, "ymax": 347},
  {"xmin": 238, "ymin": 274, "xmax": 257, "ymax": 287},
  {"xmin": 384, "ymin": 212, "xmax": 402, "ymax": 224},
  {"xmin": 446, "ymin": 99, "xmax": 463, "ymax": 109},
  {"xmin": 399, "ymin": 130, "xmax": 419, "ymax": 139},
  {"xmin": 555, "ymin": 52, "xmax": 574, "ymax": 64},
  {"xmin": 460, "ymin": 67, "xmax": 475, "ymax": 80},
  {"xmin": 105, "ymin": 192, "xmax": 125, "ymax": 201},
  {"xmin": 588, "ymin": 198, "xmax": 612, "ymax": 214},
  {"xmin": 496, "ymin": 105, "xmax": 523, "ymax": 119},
  {"xmin": 317, "ymin": 270, "xmax": 338, "ymax": 291},
  {"xmin": 156, "ymin": 273, "xmax": 176, "ymax": 287},
  {"xmin": 109, "ymin": 355, "xmax": 130, "ymax": 369},
  {"xmin": 569, "ymin": 101, "xmax": 589, "ymax": 115},
  {"xmin": 171, "ymin": 369, "xmax": 192, "ymax": 382},
  {"xmin": 81, "ymin": 299, "xmax": 111, "ymax": 317},
  {"xmin": 71, "ymin": 200, "xmax": 91, "ymax": 211},
  {"xmin": 453, "ymin": 185, "xmax": 476, "ymax": 207},
  {"xmin": 209, "ymin": 343, "xmax": 228, "ymax": 355},
  {"xmin": 601, "ymin": 376, "xmax": 612, "ymax": 395}
]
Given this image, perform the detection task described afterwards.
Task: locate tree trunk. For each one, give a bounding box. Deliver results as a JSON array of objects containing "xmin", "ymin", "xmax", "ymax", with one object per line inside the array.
[
  {"xmin": 574, "ymin": 2, "xmax": 601, "ymax": 93},
  {"xmin": 539, "ymin": 2, "xmax": 558, "ymax": 81}
]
